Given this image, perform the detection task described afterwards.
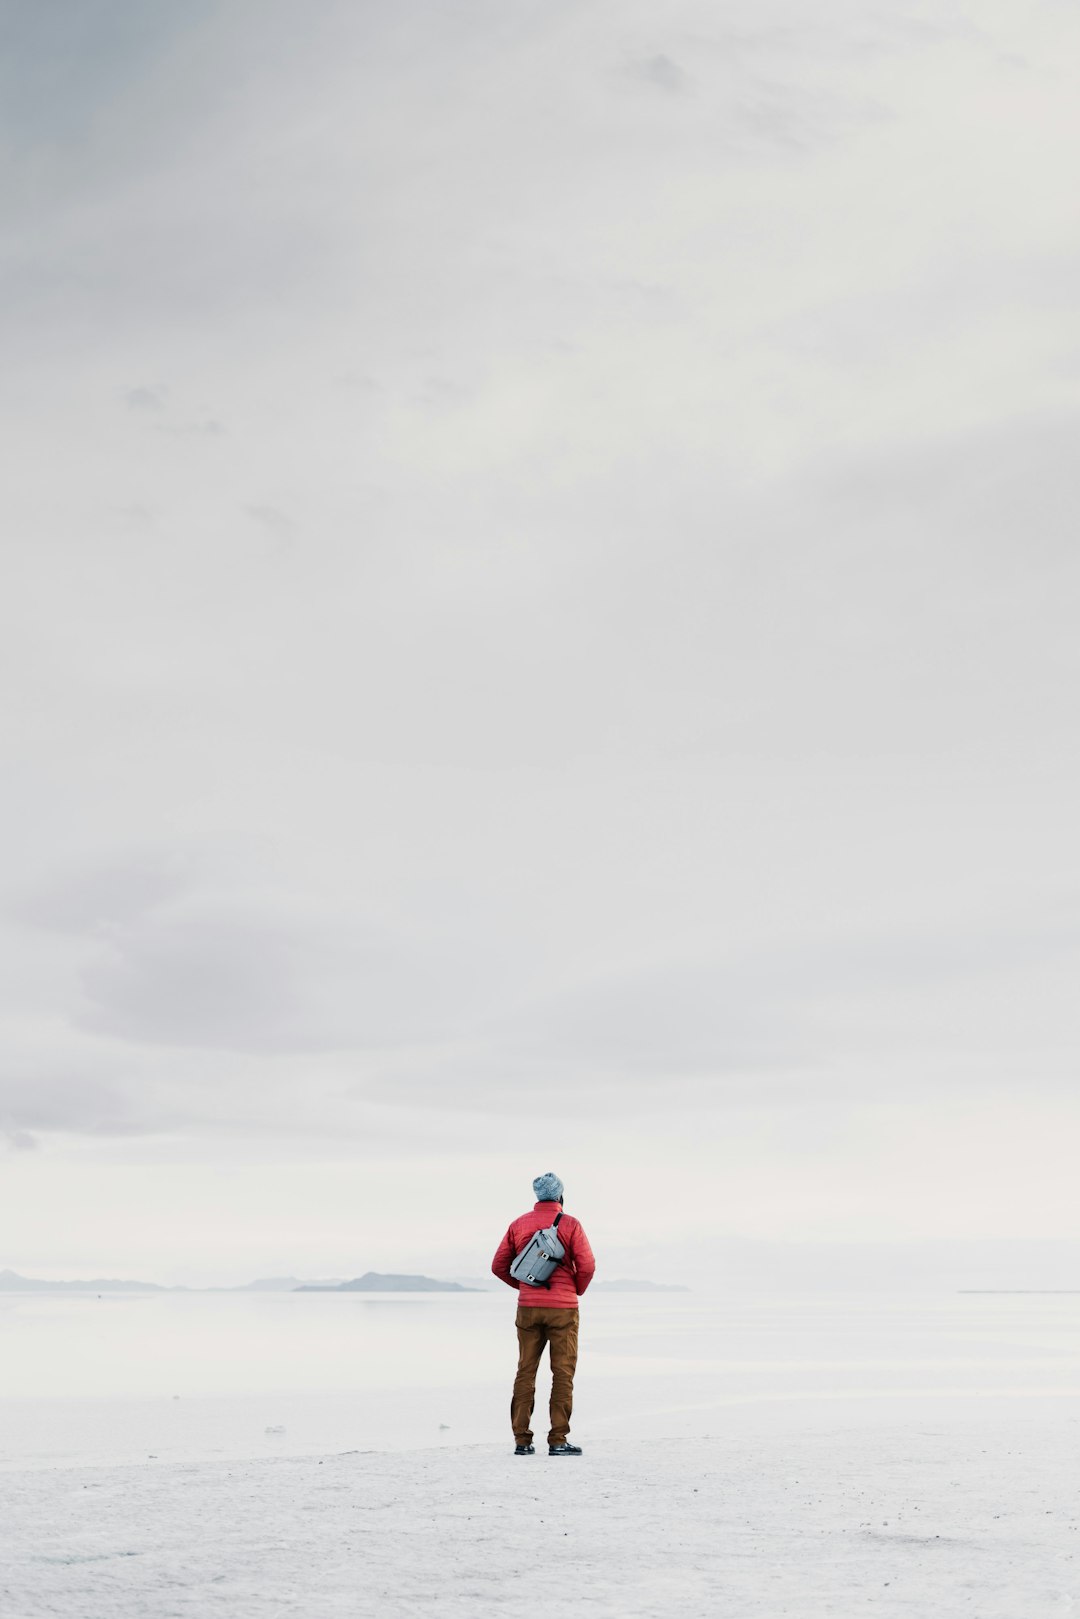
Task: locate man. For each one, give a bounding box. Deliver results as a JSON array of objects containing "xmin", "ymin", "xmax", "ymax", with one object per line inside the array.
[{"xmin": 491, "ymin": 1171, "xmax": 596, "ymax": 1456}]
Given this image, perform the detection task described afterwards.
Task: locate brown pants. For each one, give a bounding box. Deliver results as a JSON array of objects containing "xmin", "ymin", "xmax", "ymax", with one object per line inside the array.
[{"xmin": 511, "ymin": 1306, "xmax": 579, "ymax": 1447}]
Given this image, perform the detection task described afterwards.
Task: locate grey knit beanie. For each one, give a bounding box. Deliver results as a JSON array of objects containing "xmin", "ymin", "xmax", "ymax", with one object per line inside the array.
[{"xmin": 533, "ymin": 1171, "xmax": 564, "ymax": 1202}]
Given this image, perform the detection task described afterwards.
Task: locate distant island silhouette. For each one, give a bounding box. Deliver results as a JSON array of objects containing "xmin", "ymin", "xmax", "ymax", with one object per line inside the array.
[
  {"xmin": 1, "ymin": 1267, "xmax": 688, "ymax": 1294},
  {"xmin": 0, "ymin": 1268, "xmax": 476, "ymax": 1293},
  {"xmin": 0, "ymin": 1268, "xmax": 168, "ymax": 1293},
  {"xmin": 295, "ymin": 1273, "xmax": 479, "ymax": 1293}
]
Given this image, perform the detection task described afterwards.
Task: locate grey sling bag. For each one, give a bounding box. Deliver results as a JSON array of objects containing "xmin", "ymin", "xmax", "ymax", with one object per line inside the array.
[{"xmin": 509, "ymin": 1211, "xmax": 566, "ymax": 1289}]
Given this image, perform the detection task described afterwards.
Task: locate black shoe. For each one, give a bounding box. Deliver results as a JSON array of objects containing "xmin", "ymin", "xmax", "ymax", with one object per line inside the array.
[
  {"xmin": 548, "ymin": 1443, "xmax": 582, "ymax": 1456},
  {"xmin": 514, "ymin": 1444, "xmax": 535, "ymax": 1455}
]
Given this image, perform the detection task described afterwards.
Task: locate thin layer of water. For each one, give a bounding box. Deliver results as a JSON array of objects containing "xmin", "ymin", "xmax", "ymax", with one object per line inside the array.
[{"xmin": 1, "ymin": 1290, "xmax": 1077, "ymax": 1469}]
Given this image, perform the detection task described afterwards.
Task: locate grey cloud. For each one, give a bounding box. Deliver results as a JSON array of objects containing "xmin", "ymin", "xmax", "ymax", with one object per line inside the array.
[
  {"xmin": 8, "ymin": 852, "xmax": 193, "ymax": 935},
  {"xmin": 633, "ymin": 55, "xmax": 690, "ymax": 94},
  {"xmin": 154, "ymin": 418, "xmax": 225, "ymax": 437},
  {"xmin": 2, "ymin": 894, "xmax": 1076, "ymax": 1144},
  {"xmin": 818, "ymin": 413, "xmax": 1080, "ymax": 568},
  {"xmin": 334, "ymin": 372, "xmax": 385, "ymax": 393},
  {"xmin": 12, "ymin": 848, "xmax": 488, "ymax": 1062},
  {"xmin": 1, "ymin": 0, "xmax": 1078, "ymax": 1273},
  {"xmin": 125, "ymin": 386, "xmax": 164, "ymax": 411},
  {"xmin": 116, "ymin": 503, "xmax": 156, "ymax": 528},
  {"xmin": 0, "ymin": 2, "xmax": 213, "ymax": 153},
  {"xmin": 0, "ymin": 0, "xmax": 911, "ymax": 364},
  {"xmin": 79, "ymin": 913, "xmax": 306, "ymax": 1052},
  {"xmin": 246, "ymin": 505, "xmax": 298, "ymax": 545},
  {"xmin": 489, "ymin": 913, "xmax": 1080, "ymax": 1084},
  {"xmin": 10, "ymin": 841, "xmax": 523, "ymax": 1065},
  {"xmin": 498, "ymin": 964, "xmax": 803, "ymax": 1076},
  {"xmin": 414, "ymin": 377, "xmax": 474, "ymax": 414},
  {"xmin": 76, "ymin": 904, "xmax": 475, "ymax": 1055},
  {"xmin": 730, "ymin": 84, "xmax": 865, "ymax": 151},
  {"xmin": 0, "ymin": 1071, "xmax": 135, "ymax": 1136}
]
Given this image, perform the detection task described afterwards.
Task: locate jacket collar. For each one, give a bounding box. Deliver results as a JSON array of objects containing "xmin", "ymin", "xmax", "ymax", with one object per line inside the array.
[{"xmin": 534, "ymin": 1200, "xmax": 562, "ymax": 1213}]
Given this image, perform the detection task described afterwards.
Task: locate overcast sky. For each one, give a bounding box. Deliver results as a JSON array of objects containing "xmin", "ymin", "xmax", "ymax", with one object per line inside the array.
[{"xmin": 2, "ymin": 0, "xmax": 1078, "ymax": 1287}]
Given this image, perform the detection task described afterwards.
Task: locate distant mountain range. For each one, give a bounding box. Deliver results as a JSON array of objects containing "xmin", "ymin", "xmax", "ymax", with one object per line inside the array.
[
  {"xmin": 223, "ymin": 1277, "xmax": 347, "ymax": 1292},
  {"xmin": 0, "ymin": 1268, "xmax": 169, "ymax": 1293},
  {"xmin": 295, "ymin": 1272, "xmax": 479, "ymax": 1293},
  {"xmin": 0, "ymin": 1268, "xmax": 476, "ymax": 1293},
  {"xmin": 0, "ymin": 1267, "xmax": 687, "ymax": 1294}
]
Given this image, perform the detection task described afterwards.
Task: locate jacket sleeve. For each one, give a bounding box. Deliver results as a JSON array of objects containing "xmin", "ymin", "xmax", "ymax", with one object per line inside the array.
[
  {"xmin": 569, "ymin": 1220, "xmax": 596, "ymax": 1296},
  {"xmin": 491, "ymin": 1226, "xmax": 520, "ymax": 1290}
]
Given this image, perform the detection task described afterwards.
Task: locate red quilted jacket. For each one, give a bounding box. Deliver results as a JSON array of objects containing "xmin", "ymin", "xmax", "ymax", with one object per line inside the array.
[{"xmin": 491, "ymin": 1201, "xmax": 596, "ymax": 1309}]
